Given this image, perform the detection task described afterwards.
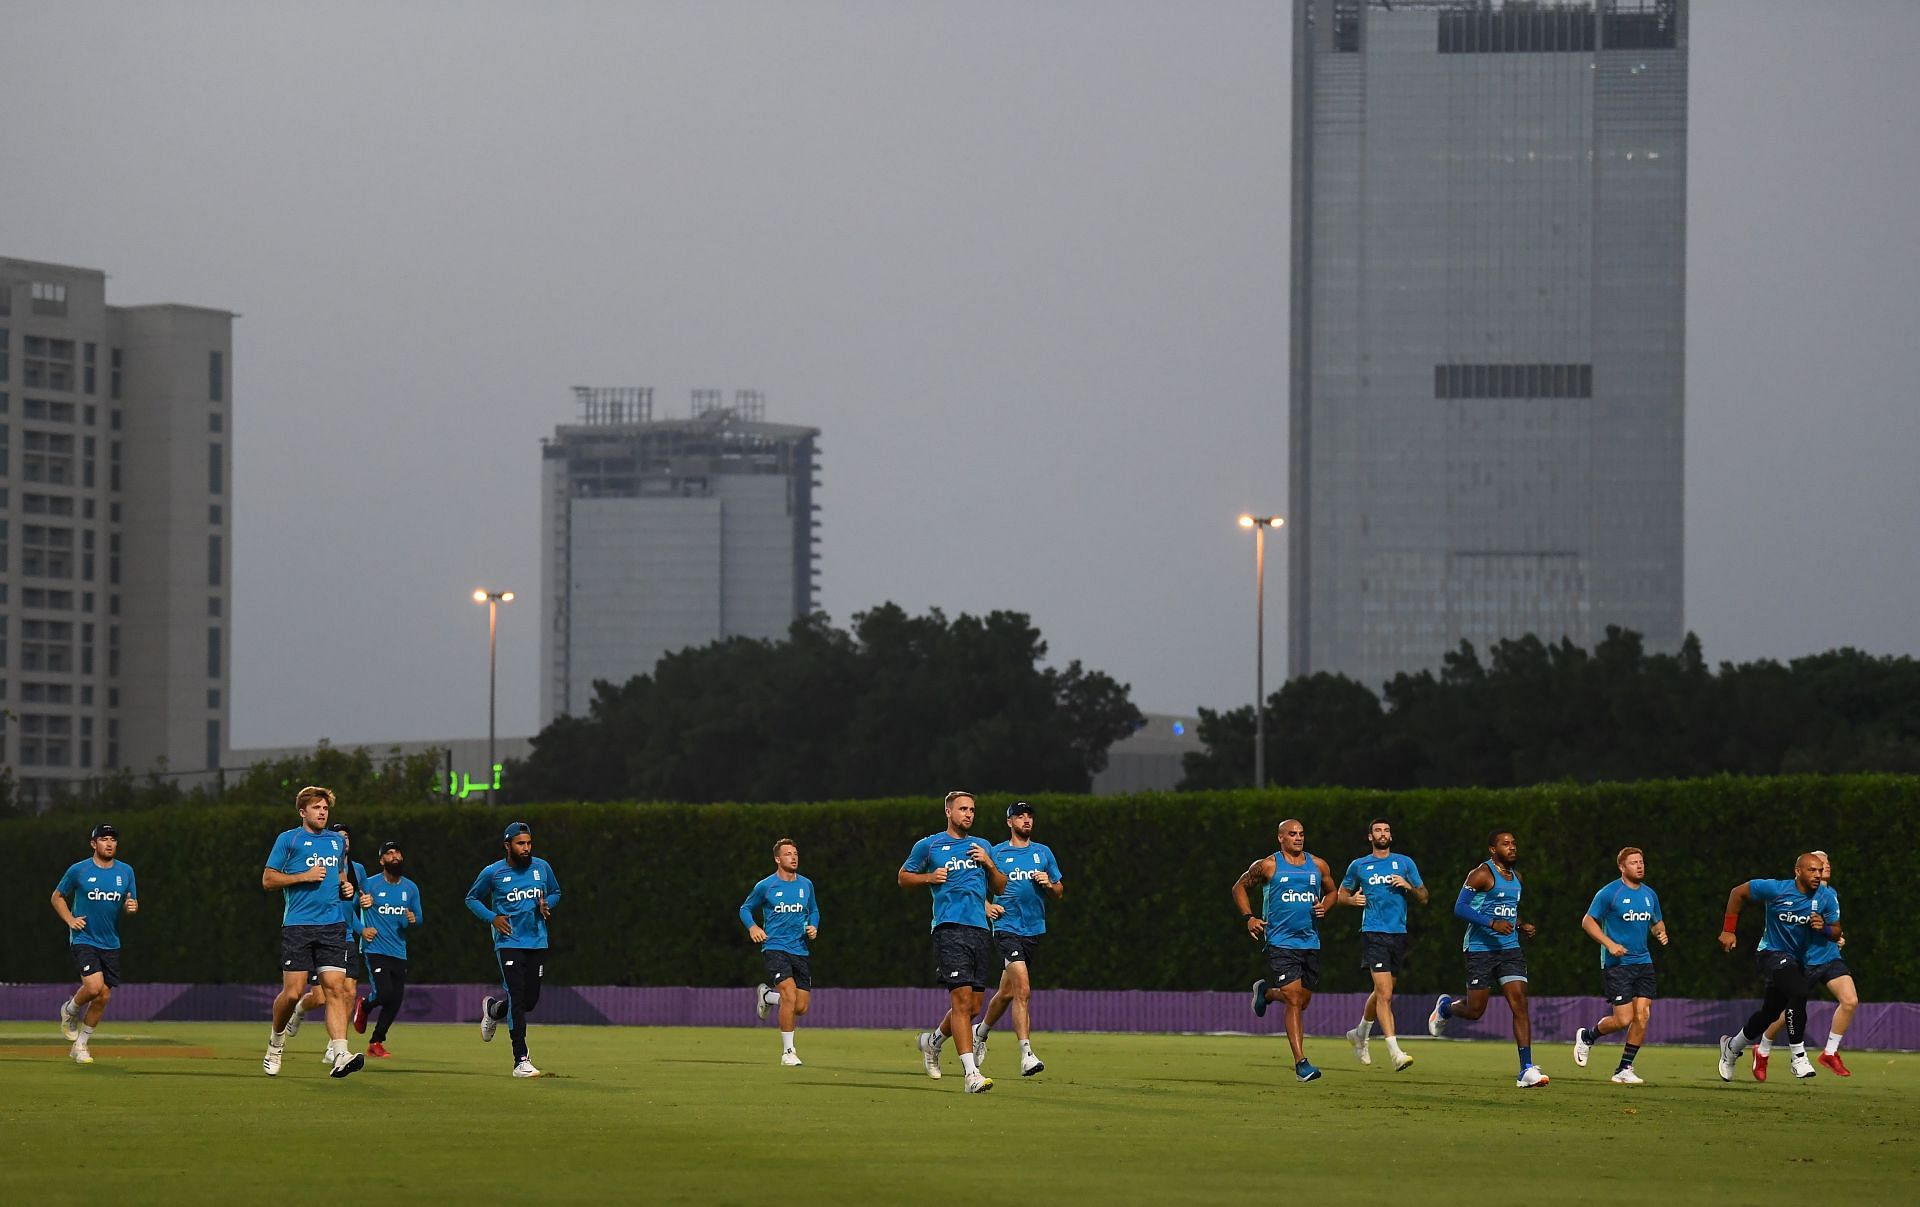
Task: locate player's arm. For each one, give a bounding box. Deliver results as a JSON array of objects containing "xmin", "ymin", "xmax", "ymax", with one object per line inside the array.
[
  {"xmin": 897, "ymin": 838, "xmax": 944, "ymax": 888},
  {"xmin": 50, "ymin": 882, "xmax": 87, "ymax": 931},
  {"xmin": 1452, "ymin": 865, "xmax": 1507, "ymax": 933},
  {"xmin": 1718, "ymin": 881, "xmax": 1753, "ymax": 951},
  {"xmin": 1335, "ymin": 862, "xmax": 1364, "ymax": 907},
  {"xmin": 124, "ymin": 869, "xmax": 139, "ymax": 915},
  {"xmin": 1399, "ymin": 865, "xmax": 1429, "ymax": 906},
  {"xmin": 1231, "ymin": 857, "xmax": 1274, "ymax": 939},
  {"xmin": 739, "ymin": 885, "xmax": 768, "ymax": 944},
  {"xmin": 540, "ymin": 861, "xmax": 561, "ymax": 911},
  {"xmin": 974, "ymin": 841, "xmax": 1009, "ymax": 895},
  {"xmin": 1312, "ymin": 856, "xmax": 1337, "ymax": 918},
  {"xmin": 1042, "ymin": 856, "xmax": 1064, "ymax": 901},
  {"xmin": 466, "ymin": 867, "xmax": 508, "ymax": 936},
  {"xmin": 1580, "ymin": 910, "xmax": 1626, "ymax": 957},
  {"xmin": 806, "ymin": 887, "xmax": 821, "ymax": 932}
]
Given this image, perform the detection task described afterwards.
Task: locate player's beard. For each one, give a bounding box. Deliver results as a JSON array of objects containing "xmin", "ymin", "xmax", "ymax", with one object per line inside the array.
[{"xmin": 509, "ymin": 853, "xmax": 532, "ymax": 870}]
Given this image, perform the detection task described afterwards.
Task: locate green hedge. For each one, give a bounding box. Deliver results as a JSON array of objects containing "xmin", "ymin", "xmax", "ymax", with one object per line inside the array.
[{"xmin": 7, "ymin": 775, "xmax": 1914, "ymax": 999}]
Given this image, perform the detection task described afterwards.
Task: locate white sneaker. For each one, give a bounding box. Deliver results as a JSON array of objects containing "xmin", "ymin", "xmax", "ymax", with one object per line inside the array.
[
  {"xmin": 916, "ymin": 1031, "xmax": 943, "ymax": 1079},
  {"xmin": 512, "ymin": 1058, "xmax": 543, "ymax": 1078},
  {"xmin": 1716, "ymin": 1035, "xmax": 1737, "ymax": 1082},
  {"xmin": 1427, "ymin": 995, "xmax": 1449, "ymax": 1037},
  {"xmin": 329, "ymin": 1049, "xmax": 365, "ymax": 1079},
  {"xmin": 1573, "ymin": 1027, "xmax": 1592, "ymax": 1068},
  {"xmin": 71, "ymin": 1043, "xmax": 94, "ymax": 1065},
  {"xmin": 1610, "ymin": 1067, "xmax": 1645, "ymax": 1085},
  {"xmin": 481, "ymin": 997, "xmax": 499, "ymax": 1043},
  {"xmin": 1790, "ymin": 1053, "xmax": 1818, "ymax": 1080},
  {"xmin": 972, "ymin": 1023, "xmax": 989, "ymax": 1068},
  {"xmin": 755, "ymin": 983, "xmax": 771, "ymax": 1022},
  {"xmin": 781, "ymin": 1050, "xmax": 803, "ymax": 1067},
  {"xmin": 1516, "ymin": 1064, "xmax": 1550, "ymax": 1088},
  {"xmin": 321, "ymin": 1042, "xmax": 339, "ymax": 1066},
  {"xmin": 284, "ymin": 1002, "xmax": 306, "ymax": 1039},
  {"xmin": 1020, "ymin": 1052, "xmax": 1045, "ymax": 1076},
  {"xmin": 60, "ymin": 999, "xmax": 81, "ymax": 1042},
  {"xmin": 964, "ymin": 1071, "xmax": 993, "ymax": 1094},
  {"xmin": 1392, "ymin": 1049, "xmax": 1415, "ymax": 1072},
  {"xmin": 263, "ymin": 1044, "xmax": 283, "ymax": 1077},
  {"xmin": 1345, "ymin": 1025, "xmax": 1372, "ymax": 1065}
]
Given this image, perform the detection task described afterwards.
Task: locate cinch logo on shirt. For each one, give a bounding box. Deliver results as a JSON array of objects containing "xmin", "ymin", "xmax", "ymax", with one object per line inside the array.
[
  {"xmin": 1620, "ymin": 909, "xmax": 1654, "ymax": 922},
  {"xmin": 1006, "ymin": 867, "xmax": 1047, "ymax": 882},
  {"xmin": 771, "ymin": 901, "xmax": 807, "ymax": 914},
  {"xmin": 941, "ymin": 856, "xmax": 977, "ymax": 873},
  {"xmin": 1776, "ymin": 909, "xmax": 1812, "ymax": 925},
  {"xmin": 376, "ymin": 903, "xmax": 408, "ymax": 917},
  {"xmin": 1275, "ymin": 889, "xmax": 1317, "ymax": 904},
  {"xmin": 304, "ymin": 853, "xmax": 338, "ymax": 868},
  {"xmin": 1490, "ymin": 902, "xmax": 1518, "ymax": 918},
  {"xmin": 84, "ymin": 889, "xmax": 123, "ymax": 902},
  {"xmin": 1366, "ymin": 873, "xmax": 1399, "ymax": 887},
  {"xmin": 504, "ymin": 886, "xmax": 543, "ymax": 904}
]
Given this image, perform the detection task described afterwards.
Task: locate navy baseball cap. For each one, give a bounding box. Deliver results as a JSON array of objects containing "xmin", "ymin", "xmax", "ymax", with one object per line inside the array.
[
  {"xmin": 327, "ymin": 822, "xmax": 351, "ymax": 836},
  {"xmin": 1005, "ymin": 801, "xmax": 1034, "ymax": 818},
  {"xmin": 503, "ymin": 822, "xmax": 531, "ymax": 840},
  {"xmin": 91, "ymin": 823, "xmax": 120, "ymax": 840},
  {"xmin": 378, "ymin": 840, "xmax": 402, "ymax": 855}
]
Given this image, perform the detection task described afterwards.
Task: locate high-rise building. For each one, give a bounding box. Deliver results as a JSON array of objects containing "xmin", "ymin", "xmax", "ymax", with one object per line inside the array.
[
  {"xmin": 1287, "ymin": 0, "xmax": 1687, "ymax": 687},
  {"xmin": 540, "ymin": 388, "xmax": 819, "ymax": 724},
  {"xmin": 0, "ymin": 256, "xmax": 233, "ymax": 806}
]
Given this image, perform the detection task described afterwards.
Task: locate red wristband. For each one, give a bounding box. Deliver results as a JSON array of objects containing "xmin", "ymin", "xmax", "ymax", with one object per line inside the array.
[{"xmin": 1722, "ymin": 914, "xmax": 1739, "ymax": 934}]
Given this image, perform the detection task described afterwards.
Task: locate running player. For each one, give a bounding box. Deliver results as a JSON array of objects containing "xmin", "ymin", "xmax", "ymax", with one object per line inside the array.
[
  {"xmin": 261, "ymin": 786, "xmax": 364, "ymax": 1078},
  {"xmin": 1335, "ymin": 818, "xmax": 1425, "ymax": 1072},
  {"xmin": 51, "ymin": 824, "xmax": 138, "ymax": 1065},
  {"xmin": 1756, "ymin": 851, "xmax": 1855, "ymax": 1079},
  {"xmin": 1233, "ymin": 818, "xmax": 1337, "ymax": 1083},
  {"xmin": 354, "ymin": 840, "xmax": 422, "ymax": 1058},
  {"xmin": 741, "ymin": 837, "xmax": 820, "ymax": 1067},
  {"xmin": 1715, "ymin": 853, "xmax": 1833, "ymax": 1082},
  {"xmin": 900, "ymin": 789, "xmax": 1008, "ymax": 1094},
  {"xmin": 287, "ymin": 820, "xmax": 371, "ymax": 1050},
  {"xmin": 973, "ymin": 800, "xmax": 1064, "ymax": 1077},
  {"xmin": 1427, "ymin": 829, "xmax": 1548, "ymax": 1088},
  {"xmin": 1573, "ymin": 847, "xmax": 1668, "ymax": 1084},
  {"xmin": 466, "ymin": 821, "xmax": 562, "ymax": 1078}
]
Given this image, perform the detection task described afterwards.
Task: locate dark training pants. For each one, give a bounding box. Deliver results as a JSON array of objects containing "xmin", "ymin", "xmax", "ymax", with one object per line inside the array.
[
  {"xmin": 491, "ymin": 947, "xmax": 548, "ymax": 1063},
  {"xmin": 1742, "ymin": 951, "xmax": 1810, "ymax": 1046},
  {"xmin": 365, "ymin": 955, "xmax": 409, "ymax": 1044}
]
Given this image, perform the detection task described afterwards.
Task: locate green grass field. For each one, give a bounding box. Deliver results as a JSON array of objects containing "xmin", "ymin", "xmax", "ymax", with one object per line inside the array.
[{"xmin": 2, "ymin": 1023, "xmax": 1914, "ymax": 1203}]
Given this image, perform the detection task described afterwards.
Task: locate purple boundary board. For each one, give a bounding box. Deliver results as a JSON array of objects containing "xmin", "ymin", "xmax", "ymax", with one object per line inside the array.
[{"xmin": 4, "ymin": 984, "xmax": 1918, "ymax": 1049}]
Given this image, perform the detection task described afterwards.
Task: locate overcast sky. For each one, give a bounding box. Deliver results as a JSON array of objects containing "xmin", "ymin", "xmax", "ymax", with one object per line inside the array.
[{"xmin": 3, "ymin": 1, "xmax": 1916, "ymax": 749}]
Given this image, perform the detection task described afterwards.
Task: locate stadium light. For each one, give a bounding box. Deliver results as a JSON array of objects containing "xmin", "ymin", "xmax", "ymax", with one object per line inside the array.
[
  {"xmin": 473, "ymin": 588, "xmax": 516, "ymax": 803},
  {"xmin": 1237, "ymin": 516, "xmax": 1284, "ymax": 789}
]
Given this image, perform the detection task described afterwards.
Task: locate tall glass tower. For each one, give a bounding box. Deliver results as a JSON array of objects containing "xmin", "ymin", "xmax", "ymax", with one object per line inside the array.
[{"xmin": 1287, "ymin": 0, "xmax": 1686, "ymax": 687}]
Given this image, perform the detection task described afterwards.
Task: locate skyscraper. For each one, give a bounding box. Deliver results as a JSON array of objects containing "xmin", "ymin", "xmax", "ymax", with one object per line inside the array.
[
  {"xmin": 1287, "ymin": 0, "xmax": 1687, "ymax": 687},
  {"xmin": 0, "ymin": 256, "xmax": 233, "ymax": 806},
  {"xmin": 540, "ymin": 388, "xmax": 820, "ymax": 724}
]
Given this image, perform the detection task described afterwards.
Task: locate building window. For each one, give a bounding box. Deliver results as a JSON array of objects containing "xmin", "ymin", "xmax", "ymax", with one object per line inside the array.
[
  {"xmin": 206, "ymin": 719, "xmax": 221, "ymax": 771},
  {"xmin": 208, "ymin": 533, "xmax": 222, "ymax": 585},
  {"xmin": 110, "ymin": 348, "xmax": 121, "ymax": 400},
  {"xmin": 84, "ymin": 343, "xmax": 96, "ymax": 395},
  {"xmin": 209, "ymin": 442, "xmax": 223, "ymax": 494},
  {"xmin": 208, "ymin": 595, "xmax": 222, "ymax": 618},
  {"xmin": 208, "ymin": 688, "xmax": 221, "ymax": 709},
  {"xmin": 0, "ymin": 326, "xmax": 9, "ymax": 382},
  {"xmin": 209, "ymin": 350, "xmax": 223, "ymax": 402},
  {"xmin": 210, "ymin": 411, "xmax": 223, "ymax": 433},
  {"xmin": 210, "ymin": 504, "xmax": 222, "ymax": 525},
  {"xmin": 30, "ymin": 281, "xmax": 69, "ymax": 317},
  {"xmin": 207, "ymin": 626, "xmax": 222, "ymax": 678}
]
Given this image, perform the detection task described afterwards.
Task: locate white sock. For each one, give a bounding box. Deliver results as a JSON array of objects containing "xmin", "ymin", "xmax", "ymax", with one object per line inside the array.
[
  {"xmin": 976, "ymin": 1020, "xmax": 990, "ymax": 1036},
  {"xmin": 1728, "ymin": 1031, "xmax": 1751, "ymax": 1055},
  {"xmin": 270, "ymin": 1028, "xmax": 286, "ymax": 1046},
  {"xmin": 292, "ymin": 999, "xmax": 308, "ymax": 1018},
  {"xmin": 763, "ymin": 989, "xmax": 782, "ymax": 1006},
  {"xmin": 1824, "ymin": 1033, "xmax": 1844, "ymax": 1056},
  {"xmin": 1019, "ymin": 1038, "xmax": 1034, "ymax": 1056},
  {"xmin": 781, "ymin": 1031, "xmax": 795, "ymax": 1052},
  {"xmin": 78, "ymin": 1024, "xmax": 96, "ymax": 1041},
  {"xmin": 1359, "ymin": 1018, "xmax": 1375, "ymax": 1038},
  {"xmin": 932, "ymin": 1031, "xmax": 947, "ymax": 1052},
  {"xmin": 69, "ymin": 995, "xmax": 84, "ymax": 1013},
  {"xmin": 1790, "ymin": 1042, "xmax": 1807, "ymax": 1058},
  {"xmin": 960, "ymin": 1051, "xmax": 979, "ymax": 1075},
  {"xmin": 1385, "ymin": 1036, "xmax": 1405, "ymax": 1058},
  {"xmin": 1756, "ymin": 1035, "xmax": 1773, "ymax": 1056}
]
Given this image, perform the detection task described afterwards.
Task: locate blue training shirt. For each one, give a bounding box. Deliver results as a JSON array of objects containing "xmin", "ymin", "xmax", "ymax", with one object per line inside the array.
[
  {"xmin": 901, "ymin": 831, "xmax": 996, "ymax": 930},
  {"xmin": 339, "ymin": 859, "xmax": 369, "ymax": 946},
  {"xmin": 739, "ymin": 873, "xmax": 820, "ymax": 956},
  {"xmin": 54, "ymin": 860, "xmax": 137, "ymax": 950},
  {"xmin": 466, "ymin": 857, "xmax": 562, "ymax": 950},
  {"xmin": 364, "ymin": 874, "xmax": 423, "ymax": 959},
  {"xmin": 1804, "ymin": 887, "xmax": 1842, "ymax": 966},
  {"xmin": 1462, "ymin": 860, "xmax": 1523, "ymax": 952},
  {"xmin": 1340, "ymin": 853, "xmax": 1423, "ymax": 935},
  {"xmin": 1749, "ymin": 878, "xmax": 1826, "ymax": 961},
  {"xmin": 1586, "ymin": 878, "xmax": 1662, "ymax": 968},
  {"xmin": 265, "ymin": 827, "xmax": 349, "ymax": 927},
  {"xmin": 991, "ymin": 841, "xmax": 1063, "ymax": 938},
  {"xmin": 1262, "ymin": 852, "xmax": 1324, "ymax": 951}
]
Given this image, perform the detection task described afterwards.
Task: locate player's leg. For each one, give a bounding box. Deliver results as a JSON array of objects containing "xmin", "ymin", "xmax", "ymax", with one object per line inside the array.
[
  {"xmin": 1445, "ymin": 985, "xmax": 1492, "ymax": 1021},
  {"xmin": 502, "ymin": 948, "xmax": 546, "ymax": 1073},
  {"xmin": 369, "ymin": 957, "xmax": 407, "ymax": 1050},
  {"xmin": 983, "ymin": 962, "xmax": 1017, "ymax": 1031},
  {"xmin": 75, "ymin": 969, "xmax": 109, "ymax": 1027},
  {"xmin": 1818, "ymin": 971, "xmax": 1857, "ymax": 1074},
  {"xmin": 776, "ymin": 978, "xmax": 799, "ymax": 1030},
  {"xmin": 1503, "ymin": 979, "xmax": 1545, "ymax": 1085},
  {"xmin": 1280, "ymin": 980, "xmax": 1312, "ymax": 1065}
]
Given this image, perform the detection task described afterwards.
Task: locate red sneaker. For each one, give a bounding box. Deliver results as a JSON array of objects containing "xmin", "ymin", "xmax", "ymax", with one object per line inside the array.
[
  {"xmin": 369, "ymin": 1042, "xmax": 390, "ymax": 1059},
  {"xmin": 1817, "ymin": 1051, "xmax": 1851, "ymax": 1077},
  {"xmin": 352, "ymin": 997, "xmax": 368, "ymax": 1034},
  {"xmin": 1751, "ymin": 1051, "xmax": 1769, "ymax": 1082}
]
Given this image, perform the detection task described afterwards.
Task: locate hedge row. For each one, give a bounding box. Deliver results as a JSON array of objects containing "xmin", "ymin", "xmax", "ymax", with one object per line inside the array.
[{"xmin": 6, "ymin": 775, "xmax": 1914, "ymax": 999}]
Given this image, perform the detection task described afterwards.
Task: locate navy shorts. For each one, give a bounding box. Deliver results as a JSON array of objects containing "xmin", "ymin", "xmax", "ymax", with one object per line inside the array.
[
  {"xmin": 1266, "ymin": 946, "xmax": 1321, "ymax": 991},
  {"xmin": 933, "ymin": 924, "xmax": 993, "ymax": 991},
  {"xmin": 1756, "ymin": 950, "xmax": 1810, "ymax": 997},
  {"xmin": 1603, "ymin": 964, "xmax": 1657, "ymax": 1005},
  {"xmin": 994, "ymin": 931, "xmax": 1038, "ymax": 970},
  {"xmin": 1360, "ymin": 932, "xmax": 1408, "ymax": 976},
  {"xmin": 71, "ymin": 944, "xmax": 122, "ymax": 988},
  {"xmin": 1464, "ymin": 947, "xmax": 1528, "ymax": 989},
  {"xmin": 281, "ymin": 924, "xmax": 349, "ymax": 975},
  {"xmin": 764, "ymin": 949, "xmax": 813, "ymax": 991},
  {"xmin": 1808, "ymin": 958, "xmax": 1852, "ymax": 988}
]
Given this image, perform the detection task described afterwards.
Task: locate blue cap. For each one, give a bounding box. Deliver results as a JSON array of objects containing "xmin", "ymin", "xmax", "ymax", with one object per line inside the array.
[
  {"xmin": 1006, "ymin": 800, "xmax": 1033, "ymax": 818},
  {"xmin": 503, "ymin": 822, "xmax": 531, "ymax": 841}
]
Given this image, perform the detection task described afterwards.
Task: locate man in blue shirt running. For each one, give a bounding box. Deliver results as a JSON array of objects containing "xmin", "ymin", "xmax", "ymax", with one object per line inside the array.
[
  {"xmin": 900, "ymin": 789, "xmax": 1008, "ymax": 1094},
  {"xmin": 741, "ymin": 837, "xmax": 820, "ymax": 1067},
  {"xmin": 355, "ymin": 839, "xmax": 422, "ymax": 1059},
  {"xmin": 467, "ymin": 821, "xmax": 562, "ymax": 1078},
  {"xmin": 1757, "ymin": 851, "xmax": 1855, "ymax": 1079},
  {"xmin": 286, "ymin": 821, "xmax": 371, "ymax": 1056},
  {"xmin": 51, "ymin": 824, "xmax": 139, "ymax": 1065},
  {"xmin": 1233, "ymin": 818, "xmax": 1338, "ymax": 1083},
  {"xmin": 1573, "ymin": 847, "xmax": 1668, "ymax": 1084},
  {"xmin": 973, "ymin": 800, "xmax": 1064, "ymax": 1077},
  {"xmin": 1426, "ymin": 829, "xmax": 1548, "ymax": 1088},
  {"xmin": 1715, "ymin": 852, "xmax": 1835, "ymax": 1082},
  {"xmin": 260, "ymin": 786, "xmax": 364, "ymax": 1079},
  {"xmin": 1335, "ymin": 818, "xmax": 1426, "ymax": 1072}
]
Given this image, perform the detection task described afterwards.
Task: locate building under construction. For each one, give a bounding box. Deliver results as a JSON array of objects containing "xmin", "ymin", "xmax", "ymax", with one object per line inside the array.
[{"xmin": 539, "ymin": 388, "xmax": 820, "ymax": 724}]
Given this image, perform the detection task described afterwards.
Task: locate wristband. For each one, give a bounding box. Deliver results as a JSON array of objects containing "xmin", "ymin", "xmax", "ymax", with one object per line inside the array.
[{"xmin": 1722, "ymin": 913, "xmax": 1739, "ymax": 934}]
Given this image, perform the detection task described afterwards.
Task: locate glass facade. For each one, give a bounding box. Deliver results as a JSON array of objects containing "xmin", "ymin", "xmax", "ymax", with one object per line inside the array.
[{"xmin": 1288, "ymin": 0, "xmax": 1687, "ymax": 687}]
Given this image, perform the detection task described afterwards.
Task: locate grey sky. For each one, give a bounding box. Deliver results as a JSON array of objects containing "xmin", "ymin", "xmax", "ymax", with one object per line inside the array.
[{"xmin": 3, "ymin": 1, "xmax": 1916, "ymax": 750}]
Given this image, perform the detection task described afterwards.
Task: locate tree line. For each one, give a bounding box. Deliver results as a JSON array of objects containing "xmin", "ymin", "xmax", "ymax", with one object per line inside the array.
[{"xmin": 1180, "ymin": 627, "xmax": 1920, "ymax": 790}]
